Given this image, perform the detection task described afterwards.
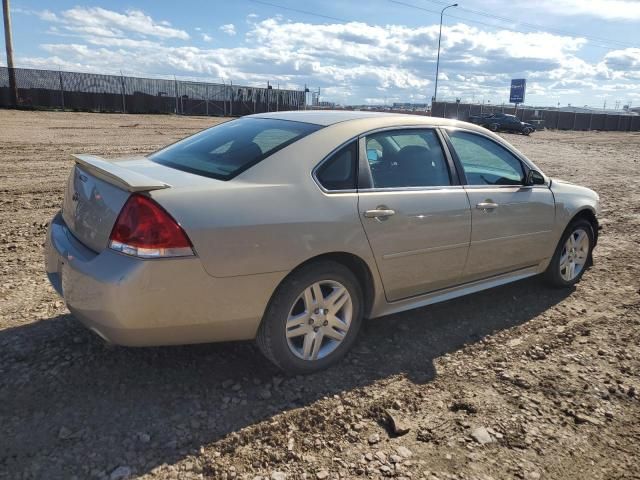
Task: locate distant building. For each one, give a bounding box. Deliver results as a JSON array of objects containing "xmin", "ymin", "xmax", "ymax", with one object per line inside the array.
[
  {"xmin": 392, "ymin": 102, "xmax": 429, "ymax": 110},
  {"xmin": 312, "ymin": 100, "xmax": 336, "ymax": 108}
]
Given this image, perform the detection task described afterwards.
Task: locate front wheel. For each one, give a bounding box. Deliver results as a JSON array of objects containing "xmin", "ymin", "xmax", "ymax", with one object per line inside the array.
[
  {"xmin": 488, "ymin": 123, "xmax": 499, "ymax": 132},
  {"xmin": 523, "ymin": 127, "xmax": 533, "ymax": 135},
  {"xmin": 544, "ymin": 219, "xmax": 594, "ymax": 288},
  {"xmin": 256, "ymin": 261, "xmax": 363, "ymax": 374}
]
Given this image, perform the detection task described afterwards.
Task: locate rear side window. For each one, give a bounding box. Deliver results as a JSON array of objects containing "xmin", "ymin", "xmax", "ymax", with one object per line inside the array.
[
  {"xmin": 316, "ymin": 142, "xmax": 357, "ymax": 191},
  {"xmin": 365, "ymin": 129, "xmax": 451, "ymax": 188},
  {"xmin": 150, "ymin": 118, "xmax": 322, "ymax": 180}
]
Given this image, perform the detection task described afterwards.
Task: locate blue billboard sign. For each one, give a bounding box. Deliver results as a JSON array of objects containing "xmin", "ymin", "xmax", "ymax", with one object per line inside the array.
[{"xmin": 509, "ymin": 79, "xmax": 526, "ymax": 104}]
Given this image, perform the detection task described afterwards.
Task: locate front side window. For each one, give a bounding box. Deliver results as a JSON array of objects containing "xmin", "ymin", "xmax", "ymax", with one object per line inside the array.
[
  {"xmin": 365, "ymin": 129, "xmax": 451, "ymax": 188},
  {"xmin": 448, "ymin": 130, "xmax": 524, "ymax": 186},
  {"xmin": 150, "ymin": 118, "xmax": 321, "ymax": 180},
  {"xmin": 316, "ymin": 142, "xmax": 357, "ymax": 191}
]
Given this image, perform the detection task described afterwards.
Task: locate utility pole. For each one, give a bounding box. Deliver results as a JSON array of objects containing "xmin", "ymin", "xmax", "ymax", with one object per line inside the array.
[
  {"xmin": 2, "ymin": 0, "xmax": 18, "ymax": 106},
  {"xmin": 432, "ymin": 3, "xmax": 457, "ymax": 105}
]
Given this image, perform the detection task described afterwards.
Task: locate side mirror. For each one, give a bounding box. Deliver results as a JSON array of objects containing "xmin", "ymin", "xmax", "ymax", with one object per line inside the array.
[{"xmin": 525, "ymin": 169, "xmax": 545, "ymax": 186}]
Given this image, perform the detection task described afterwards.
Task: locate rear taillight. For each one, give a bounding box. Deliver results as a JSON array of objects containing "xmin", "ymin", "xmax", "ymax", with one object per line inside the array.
[{"xmin": 109, "ymin": 194, "xmax": 194, "ymax": 258}]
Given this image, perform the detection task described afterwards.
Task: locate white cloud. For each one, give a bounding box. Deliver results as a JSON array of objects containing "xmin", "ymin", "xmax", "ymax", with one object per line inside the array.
[
  {"xmin": 38, "ymin": 6, "xmax": 189, "ymax": 40},
  {"xmin": 37, "ymin": 10, "xmax": 59, "ymax": 22},
  {"xmin": 533, "ymin": 0, "xmax": 640, "ymax": 20},
  {"xmin": 604, "ymin": 48, "xmax": 640, "ymax": 69},
  {"xmin": 11, "ymin": 8, "xmax": 640, "ymax": 105},
  {"xmin": 220, "ymin": 24, "xmax": 237, "ymax": 36},
  {"xmin": 201, "ymin": 33, "xmax": 213, "ymax": 42}
]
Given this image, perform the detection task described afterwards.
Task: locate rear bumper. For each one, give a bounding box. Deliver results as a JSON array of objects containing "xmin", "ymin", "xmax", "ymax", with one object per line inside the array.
[{"xmin": 45, "ymin": 211, "xmax": 286, "ymax": 346}]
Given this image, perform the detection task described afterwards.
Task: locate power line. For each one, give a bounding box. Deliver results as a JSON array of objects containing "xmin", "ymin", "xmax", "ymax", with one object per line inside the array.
[
  {"xmin": 249, "ymin": 0, "xmax": 639, "ymax": 56},
  {"xmin": 389, "ymin": 0, "xmax": 638, "ymax": 53},
  {"xmin": 245, "ymin": 0, "xmax": 638, "ymax": 72},
  {"xmin": 423, "ymin": 0, "xmax": 639, "ymax": 49},
  {"xmin": 248, "ymin": 0, "xmax": 349, "ymax": 23},
  {"xmin": 388, "ymin": 0, "xmax": 640, "ymax": 73}
]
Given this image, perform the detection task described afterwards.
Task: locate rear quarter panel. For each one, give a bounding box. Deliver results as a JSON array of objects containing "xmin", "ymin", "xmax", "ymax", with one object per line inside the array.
[{"xmin": 149, "ymin": 121, "xmax": 380, "ymax": 279}]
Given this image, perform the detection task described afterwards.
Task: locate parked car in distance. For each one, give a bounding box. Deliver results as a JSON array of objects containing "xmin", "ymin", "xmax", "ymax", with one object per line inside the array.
[
  {"xmin": 45, "ymin": 111, "xmax": 599, "ymax": 374},
  {"xmin": 469, "ymin": 113, "xmax": 536, "ymax": 135}
]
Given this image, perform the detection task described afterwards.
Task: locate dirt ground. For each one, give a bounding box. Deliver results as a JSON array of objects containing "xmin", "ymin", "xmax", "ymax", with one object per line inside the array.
[{"xmin": 0, "ymin": 110, "xmax": 638, "ymax": 480}]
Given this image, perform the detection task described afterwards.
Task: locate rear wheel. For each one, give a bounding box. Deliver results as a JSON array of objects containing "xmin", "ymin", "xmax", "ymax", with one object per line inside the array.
[
  {"xmin": 256, "ymin": 261, "xmax": 363, "ymax": 374},
  {"xmin": 489, "ymin": 123, "xmax": 499, "ymax": 132},
  {"xmin": 544, "ymin": 219, "xmax": 594, "ymax": 288},
  {"xmin": 523, "ymin": 127, "xmax": 533, "ymax": 135}
]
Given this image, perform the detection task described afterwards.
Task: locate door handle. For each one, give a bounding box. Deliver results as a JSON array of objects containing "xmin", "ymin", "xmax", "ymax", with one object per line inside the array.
[
  {"xmin": 476, "ymin": 202, "xmax": 499, "ymax": 210},
  {"xmin": 363, "ymin": 208, "xmax": 395, "ymax": 218}
]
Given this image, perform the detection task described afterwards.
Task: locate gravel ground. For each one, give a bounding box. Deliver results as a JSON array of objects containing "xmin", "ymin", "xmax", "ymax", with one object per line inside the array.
[{"xmin": 0, "ymin": 110, "xmax": 638, "ymax": 480}]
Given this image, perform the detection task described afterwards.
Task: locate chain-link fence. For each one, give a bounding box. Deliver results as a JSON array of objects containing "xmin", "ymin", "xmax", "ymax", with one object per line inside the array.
[
  {"xmin": 431, "ymin": 101, "xmax": 640, "ymax": 132},
  {"xmin": 0, "ymin": 67, "xmax": 306, "ymax": 115}
]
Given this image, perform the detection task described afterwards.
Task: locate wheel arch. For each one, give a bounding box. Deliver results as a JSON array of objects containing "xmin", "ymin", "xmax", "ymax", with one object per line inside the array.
[
  {"xmin": 570, "ymin": 208, "xmax": 599, "ymax": 246},
  {"xmin": 265, "ymin": 252, "xmax": 377, "ymax": 320}
]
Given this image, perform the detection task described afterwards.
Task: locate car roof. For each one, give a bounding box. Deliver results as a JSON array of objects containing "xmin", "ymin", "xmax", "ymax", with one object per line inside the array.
[
  {"xmin": 239, "ymin": 110, "xmax": 540, "ymax": 179},
  {"xmin": 250, "ymin": 110, "xmax": 449, "ymax": 127},
  {"xmin": 248, "ymin": 109, "xmax": 502, "ymax": 137}
]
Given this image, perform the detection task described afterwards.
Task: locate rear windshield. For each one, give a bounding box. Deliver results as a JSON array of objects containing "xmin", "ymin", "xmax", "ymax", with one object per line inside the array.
[{"xmin": 150, "ymin": 117, "xmax": 322, "ymax": 180}]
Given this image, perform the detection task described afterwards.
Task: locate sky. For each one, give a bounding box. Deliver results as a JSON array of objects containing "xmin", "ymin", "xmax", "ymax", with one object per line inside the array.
[{"xmin": 2, "ymin": 0, "xmax": 640, "ymax": 107}]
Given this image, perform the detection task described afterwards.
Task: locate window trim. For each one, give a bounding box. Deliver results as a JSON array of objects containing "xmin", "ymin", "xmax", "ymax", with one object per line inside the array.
[
  {"xmin": 357, "ymin": 125, "xmax": 460, "ymax": 192},
  {"xmin": 440, "ymin": 126, "xmax": 549, "ymax": 189},
  {"xmin": 311, "ymin": 138, "xmax": 359, "ymax": 194}
]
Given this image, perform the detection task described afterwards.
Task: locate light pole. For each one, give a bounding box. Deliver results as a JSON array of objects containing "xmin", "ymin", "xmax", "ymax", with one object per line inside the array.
[{"xmin": 433, "ymin": 3, "xmax": 457, "ymax": 105}]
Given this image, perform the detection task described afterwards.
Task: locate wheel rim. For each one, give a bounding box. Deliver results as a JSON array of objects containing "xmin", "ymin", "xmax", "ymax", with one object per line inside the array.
[
  {"xmin": 285, "ymin": 280, "xmax": 353, "ymax": 361},
  {"xmin": 559, "ymin": 228, "xmax": 589, "ymax": 281}
]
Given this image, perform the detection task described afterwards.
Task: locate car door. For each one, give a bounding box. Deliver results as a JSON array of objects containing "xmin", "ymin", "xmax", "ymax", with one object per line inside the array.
[
  {"xmin": 444, "ymin": 128, "xmax": 555, "ymax": 281},
  {"xmin": 509, "ymin": 116, "xmax": 523, "ymax": 132},
  {"xmin": 503, "ymin": 116, "xmax": 517, "ymax": 132},
  {"xmin": 358, "ymin": 128, "xmax": 471, "ymax": 301},
  {"xmin": 498, "ymin": 115, "xmax": 512, "ymax": 132}
]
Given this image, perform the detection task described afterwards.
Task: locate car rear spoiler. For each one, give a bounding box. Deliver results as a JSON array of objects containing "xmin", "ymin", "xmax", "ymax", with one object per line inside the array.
[{"xmin": 72, "ymin": 154, "xmax": 170, "ymax": 192}]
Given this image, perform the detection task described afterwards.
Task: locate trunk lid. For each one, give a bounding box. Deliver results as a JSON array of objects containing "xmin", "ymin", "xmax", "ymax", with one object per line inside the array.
[{"xmin": 62, "ymin": 155, "xmax": 215, "ymax": 252}]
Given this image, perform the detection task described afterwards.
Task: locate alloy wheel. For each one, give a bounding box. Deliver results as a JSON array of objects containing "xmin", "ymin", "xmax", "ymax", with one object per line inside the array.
[
  {"xmin": 285, "ymin": 280, "xmax": 353, "ymax": 361},
  {"xmin": 559, "ymin": 228, "xmax": 590, "ymax": 281}
]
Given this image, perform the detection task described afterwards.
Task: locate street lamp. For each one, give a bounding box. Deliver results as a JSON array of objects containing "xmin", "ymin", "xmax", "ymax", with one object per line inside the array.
[{"xmin": 433, "ymin": 3, "xmax": 457, "ymax": 104}]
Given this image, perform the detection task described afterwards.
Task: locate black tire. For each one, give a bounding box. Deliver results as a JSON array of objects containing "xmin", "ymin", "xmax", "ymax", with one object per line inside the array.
[
  {"xmin": 489, "ymin": 123, "xmax": 499, "ymax": 132},
  {"xmin": 256, "ymin": 261, "xmax": 363, "ymax": 374},
  {"xmin": 523, "ymin": 127, "xmax": 533, "ymax": 136},
  {"xmin": 544, "ymin": 219, "xmax": 594, "ymax": 288}
]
